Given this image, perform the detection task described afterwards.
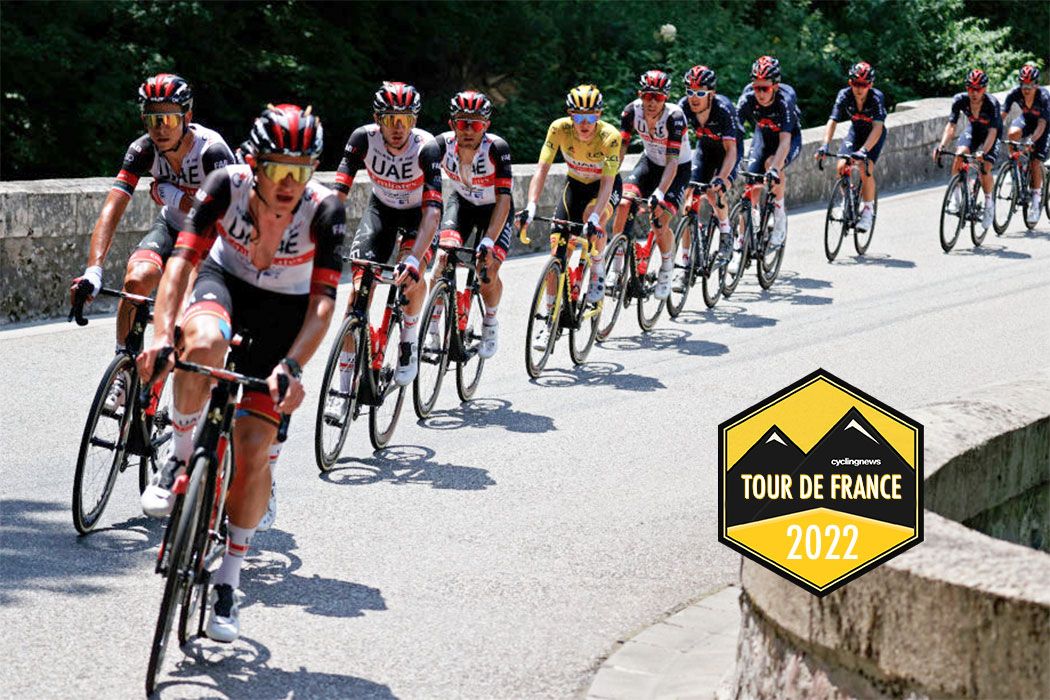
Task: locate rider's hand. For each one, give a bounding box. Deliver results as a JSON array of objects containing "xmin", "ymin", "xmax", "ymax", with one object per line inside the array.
[
  {"xmin": 710, "ymin": 177, "xmax": 726, "ymax": 193},
  {"xmin": 585, "ymin": 212, "xmax": 604, "ymax": 239},
  {"xmin": 766, "ymin": 167, "xmax": 781, "ymax": 184},
  {"xmin": 395, "ymin": 254, "xmax": 420, "ymax": 286},
  {"xmin": 516, "ymin": 202, "xmax": 537, "ymax": 229},
  {"xmin": 136, "ymin": 339, "xmax": 176, "ymax": 387},
  {"xmin": 70, "ymin": 266, "xmax": 103, "ymax": 305},
  {"xmin": 852, "ymin": 147, "xmax": 868, "ymax": 160},
  {"xmin": 270, "ymin": 362, "xmax": 305, "ymax": 413},
  {"xmin": 815, "ymin": 144, "xmax": 829, "ymax": 160},
  {"xmin": 932, "ymin": 146, "xmax": 942, "ymax": 163},
  {"xmin": 648, "ymin": 187, "xmax": 666, "ymax": 212}
]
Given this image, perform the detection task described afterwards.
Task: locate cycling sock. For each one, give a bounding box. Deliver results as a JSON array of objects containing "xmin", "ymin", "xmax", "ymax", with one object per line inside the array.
[
  {"xmin": 268, "ymin": 441, "xmax": 282, "ymax": 479},
  {"xmin": 214, "ymin": 523, "xmax": 255, "ymax": 590},
  {"xmin": 719, "ymin": 219, "xmax": 730, "ymax": 233},
  {"xmin": 660, "ymin": 250, "xmax": 673, "ymax": 271},
  {"xmin": 484, "ymin": 305, "xmax": 498, "ymax": 325},
  {"xmin": 338, "ymin": 350, "xmax": 356, "ymax": 394},
  {"xmin": 171, "ymin": 405, "xmax": 205, "ymax": 463},
  {"xmin": 591, "ymin": 257, "xmax": 605, "ymax": 278},
  {"xmin": 403, "ymin": 313, "xmax": 420, "ymax": 345},
  {"xmin": 862, "ymin": 200, "xmax": 874, "ymax": 211}
]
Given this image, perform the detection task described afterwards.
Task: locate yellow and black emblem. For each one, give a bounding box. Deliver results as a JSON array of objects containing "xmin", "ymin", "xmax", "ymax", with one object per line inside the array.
[{"xmin": 719, "ymin": 369, "xmax": 922, "ymax": 596}]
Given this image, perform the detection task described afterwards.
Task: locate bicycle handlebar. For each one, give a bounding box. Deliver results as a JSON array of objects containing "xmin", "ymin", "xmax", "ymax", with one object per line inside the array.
[
  {"xmin": 68, "ymin": 285, "xmax": 154, "ymax": 327},
  {"xmin": 439, "ymin": 244, "xmax": 491, "ymax": 285}
]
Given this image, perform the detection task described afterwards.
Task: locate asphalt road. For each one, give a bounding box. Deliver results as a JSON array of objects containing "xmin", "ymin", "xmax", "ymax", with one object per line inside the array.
[{"xmin": 2, "ymin": 181, "xmax": 1049, "ymax": 699}]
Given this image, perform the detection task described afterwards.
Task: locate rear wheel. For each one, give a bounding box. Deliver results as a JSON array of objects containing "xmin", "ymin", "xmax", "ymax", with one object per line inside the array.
[
  {"xmin": 666, "ymin": 216, "xmax": 693, "ymax": 318},
  {"xmin": 525, "ymin": 258, "xmax": 561, "ymax": 378},
  {"xmin": 939, "ymin": 175, "xmax": 966, "ymax": 252},
  {"xmin": 700, "ymin": 214, "xmax": 723, "ymax": 309},
  {"xmin": 721, "ymin": 203, "xmax": 749, "ymax": 298},
  {"xmin": 314, "ymin": 315, "xmax": 363, "ymax": 471},
  {"xmin": 596, "ymin": 235, "xmax": 628, "ymax": 341},
  {"xmin": 992, "ymin": 162, "xmax": 1017, "ymax": 235},
  {"xmin": 369, "ymin": 312, "xmax": 407, "ymax": 450},
  {"xmin": 73, "ymin": 353, "xmax": 137, "ymax": 534},
  {"xmin": 824, "ymin": 179, "xmax": 849, "ymax": 262},
  {"xmin": 413, "ymin": 280, "xmax": 452, "ymax": 418},
  {"xmin": 455, "ymin": 286, "xmax": 487, "ymax": 401}
]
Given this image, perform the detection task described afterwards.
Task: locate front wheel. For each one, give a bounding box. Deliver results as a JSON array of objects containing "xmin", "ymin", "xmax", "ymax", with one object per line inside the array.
[
  {"xmin": 455, "ymin": 285, "xmax": 487, "ymax": 402},
  {"xmin": 939, "ymin": 175, "xmax": 966, "ymax": 252},
  {"xmin": 414, "ymin": 280, "xmax": 452, "ymax": 418},
  {"xmin": 569, "ymin": 262, "xmax": 599, "ymax": 365},
  {"xmin": 666, "ymin": 216, "xmax": 694, "ymax": 318},
  {"xmin": 722, "ymin": 202, "xmax": 750, "ymax": 298},
  {"xmin": 636, "ymin": 234, "xmax": 665, "ymax": 332},
  {"xmin": 525, "ymin": 258, "xmax": 562, "ymax": 378},
  {"xmin": 756, "ymin": 204, "xmax": 784, "ymax": 290},
  {"xmin": 314, "ymin": 315, "xmax": 364, "ymax": 471},
  {"xmin": 992, "ymin": 162, "xmax": 1017, "ymax": 236},
  {"xmin": 824, "ymin": 178, "xmax": 849, "ymax": 262},
  {"xmin": 369, "ymin": 310, "xmax": 407, "ymax": 450},
  {"xmin": 854, "ymin": 188, "xmax": 877, "ymax": 256},
  {"xmin": 700, "ymin": 214, "xmax": 724, "ymax": 309},
  {"xmin": 596, "ymin": 235, "xmax": 628, "ymax": 341},
  {"xmin": 970, "ymin": 176, "xmax": 989, "ymax": 247}
]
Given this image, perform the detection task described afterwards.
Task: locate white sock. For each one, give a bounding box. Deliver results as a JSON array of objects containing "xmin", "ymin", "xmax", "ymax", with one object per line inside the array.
[
  {"xmin": 591, "ymin": 256, "xmax": 605, "ymax": 278},
  {"xmin": 338, "ymin": 350, "xmax": 355, "ymax": 393},
  {"xmin": 171, "ymin": 405, "xmax": 205, "ymax": 463},
  {"xmin": 268, "ymin": 442, "xmax": 282, "ymax": 479},
  {"xmin": 484, "ymin": 305, "xmax": 498, "ymax": 325},
  {"xmin": 862, "ymin": 200, "xmax": 874, "ymax": 211},
  {"xmin": 403, "ymin": 313, "xmax": 420, "ymax": 345},
  {"xmin": 660, "ymin": 250, "xmax": 673, "ymax": 271},
  {"xmin": 213, "ymin": 523, "xmax": 255, "ymax": 590},
  {"xmin": 719, "ymin": 219, "xmax": 730, "ymax": 232}
]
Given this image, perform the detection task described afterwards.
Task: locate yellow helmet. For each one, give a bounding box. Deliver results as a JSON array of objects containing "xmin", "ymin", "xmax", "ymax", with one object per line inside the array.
[{"xmin": 565, "ymin": 84, "xmax": 604, "ymax": 112}]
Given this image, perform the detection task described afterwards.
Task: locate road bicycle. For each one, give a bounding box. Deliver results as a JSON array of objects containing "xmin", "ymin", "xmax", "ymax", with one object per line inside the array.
[
  {"xmin": 667, "ymin": 181, "xmax": 727, "ymax": 316},
  {"xmin": 314, "ymin": 258, "xmax": 409, "ymax": 471},
  {"xmin": 817, "ymin": 151, "xmax": 878, "ymax": 261},
  {"xmin": 597, "ymin": 198, "xmax": 668, "ymax": 337},
  {"xmin": 722, "ymin": 171, "xmax": 784, "ymax": 296},
  {"xmin": 68, "ymin": 283, "xmax": 171, "ymax": 534},
  {"xmin": 522, "ymin": 216, "xmax": 602, "ymax": 377},
  {"xmin": 936, "ymin": 149, "xmax": 992, "ymax": 251},
  {"xmin": 413, "ymin": 242, "xmax": 490, "ymax": 418},
  {"xmin": 144, "ymin": 344, "xmax": 289, "ymax": 696},
  {"xmin": 992, "ymin": 138, "xmax": 1038, "ymax": 234}
]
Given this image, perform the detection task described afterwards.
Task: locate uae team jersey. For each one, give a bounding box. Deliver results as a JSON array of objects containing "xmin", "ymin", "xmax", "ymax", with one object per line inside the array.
[
  {"xmin": 433, "ymin": 131, "xmax": 513, "ymax": 206},
  {"xmin": 333, "ymin": 125, "xmax": 442, "ymax": 210},
  {"xmin": 619, "ymin": 99, "xmax": 692, "ymax": 166}
]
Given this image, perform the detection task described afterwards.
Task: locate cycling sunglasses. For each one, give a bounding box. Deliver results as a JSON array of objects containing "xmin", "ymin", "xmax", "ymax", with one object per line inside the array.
[
  {"xmin": 570, "ymin": 113, "xmax": 599, "ymax": 125},
  {"xmin": 377, "ymin": 113, "xmax": 416, "ymax": 128},
  {"xmin": 752, "ymin": 84, "xmax": 775, "ymax": 94},
  {"xmin": 640, "ymin": 92, "xmax": 668, "ymax": 102},
  {"xmin": 141, "ymin": 112, "xmax": 184, "ymax": 129},
  {"xmin": 259, "ymin": 160, "xmax": 315, "ymax": 184},
  {"xmin": 685, "ymin": 88, "xmax": 711, "ymax": 98},
  {"xmin": 966, "ymin": 85, "xmax": 986, "ymax": 92},
  {"xmin": 849, "ymin": 80, "xmax": 871, "ymax": 88},
  {"xmin": 452, "ymin": 118, "xmax": 488, "ymax": 133}
]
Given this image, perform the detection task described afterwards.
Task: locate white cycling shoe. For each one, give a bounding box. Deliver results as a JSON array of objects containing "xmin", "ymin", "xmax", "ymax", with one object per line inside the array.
[
  {"xmin": 532, "ymin": 325, "xmax": 551, "ymax": 351},
  {"xmin": 141, "ymin": 457, "xmax": 184, "ymax": 518},
  {"xmin": 857, "ymin": 208, "xmax": 874, "ymax": 233},
  {"xmin": 104, "ymin": 372, "xmax": 128, "ymax": 413},
  {"xmin": 654, "ymin": 267, "xmax": 672, "ymax": 300},
  {"xmin": 394, "ymin": 340, "xmax": 418, "ymax": 387},
  {"xmin": 479, "ymin": 320, "xmax": 498, "ymax": 359},
  {"xmin": 205, "ymin": 584, "xmax": 244, "ymax": 643},
  {"xmin": 981, "ymin": 204, "xmax": 994, "ymax": 231}
]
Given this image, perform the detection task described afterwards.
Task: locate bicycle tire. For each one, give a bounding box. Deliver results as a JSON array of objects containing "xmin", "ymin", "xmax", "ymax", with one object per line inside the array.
[
  {"xmin": 1043, "ymin": 165, "xmax": 1049, "ymax": 220},
  {"xmin": 666, "ymin": 216, "xmax": 693, "ymax": 317},
  {"xmin": 854, "ymin": 185, "xmax": 877, "ymax": 256},
  {"xmin": 939, "ymin": 175, "xmax": 966, "ymax": 252},
  {"xmin": 824, "ymin": 179, "xmax": 848, "ymax": 262},
  {"xmin": 525, "ymin": 257, "xmax": 562, "ymax": 377},
  {"xmin": 568, "ymin": 259, "xmax": 599, "ymax": 365},
  {"xmin": 970, "ymin": 175, "xmax": 987, "ymax": 247},
  {"xmin": 369, "ymin": 309, "xmax": 407, "ymax": 450},
  {"xmin": 455, "ymin": 285, "xmax": 487, "ymax": 401},
  {"xmin": 72, "ymin": 353, "xmax": 137, "ymax": 534},
  {"xmin": 992, "ymin": 162, "xmax": 1017, "ymax": 235},
  {"xmin": 176, "ymin": 453, "xmax": 213, "ymax": 646},
  {"xmin": 137, "ymin": 376, "xmax": 171, "ymax": 495},
  {"xmin": 314, "ymin": 315, "xmax": 364, "ymax": 471},
  {"xmin": 722, "ymin": 202, "xmax": 749, "ymax": 298},
  {"xmin": 757, "ymin": 202, "xmax": 784, "ymax": 290},
  {"xmin": 700, "ymin": 213, "xmax": 723, "ymax": 309},
  {"xmin": 635, "ymin": 235, "xmax": 665, "ymax": 332},
  {"xmin": 414, "ymin": 280, "xmax": 453, "ymax": 417},
  {"xmin": 596, "ymin": 235, "xmax": 628, "ymax": 341}
]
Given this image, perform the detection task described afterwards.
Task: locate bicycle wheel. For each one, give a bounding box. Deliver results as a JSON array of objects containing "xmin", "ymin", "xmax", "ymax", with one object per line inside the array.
[
  {"xmin": 176, "ymin": 453, "xmax": 213, "ymax": 646},
  {"xmin": 569, "ymin": 261, "xmax": 599, "ymax": 365},
  {"xmin": 939, "ymin": 175, "xmax": 966, "ymax": 252},
  {"xmin": 666, "ymin": 216, "xmax": 693, "ymax": 317},
  {"xmin": 145, "ymin": 463, "xmax": 202, "ymax": 696},
  {"xmin": 992, "ymin": 162, "xmax": 1017, "ymax": 235},
  {"xmin": 854, "ymin": 186, "xmax": 877, "ymax": 256},
  {"xmin": 757, "ymin": 205, "xmax": 784, "ymax": 290},
  {"xmin": 314, "ymin": 315, "xmax": 364, "ymax": 471},
  {"xmin": 138, "ymin": 374, "xmax": 172, "ymax": 494},
  {"xmin": 970, "ymin": 176, "xmax": 988, "ymax": 247},
  {"xmin": 414, "ymin": 280, "xmax": 452, "ymax": 418},
  {"xmin": 72, "ymin": 354, "xmax": 137, "ymax": 534},
  {"xmin": 1043, "ymin": 165, "xmax": 1049, "ymax": 220},
  {"xmin": 455, "ymin": 285, "xmax": 487, "ymax": 401},
  {"xmin": 636, "ymin": 235, "xmax": 665, "ymax": 332},
  {"xmin": 525, "ymin": 257, "xmax": 561, "ymax": 377},
  {"xmin": 700, "ymin": 214, "xmax": 723, "ymax": 309},
  {"xmin": 369, "ymin": 310, "xmax": 407, "ymax": 450},
  {"xmin": 596, "ymin": 234, "xmax": 628, "ymax": 341},
  {"xmin": 722, "ymin": 202, "xmax": 749, "ymax": 298},
  {"xmin": 824, "ymin": 179, "xmax": 849, "ymax": 262}
]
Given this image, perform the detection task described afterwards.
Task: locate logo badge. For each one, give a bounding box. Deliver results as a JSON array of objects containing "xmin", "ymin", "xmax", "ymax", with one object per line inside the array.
[{"xmin": 718, "ymin": 369, "xmax": 922, "ymax": 596}]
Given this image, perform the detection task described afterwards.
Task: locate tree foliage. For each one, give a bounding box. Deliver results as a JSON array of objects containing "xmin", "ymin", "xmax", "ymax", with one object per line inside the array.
[{"xmin": 1, "ymin": 0, "xmax": 1042, "ymax": 180}]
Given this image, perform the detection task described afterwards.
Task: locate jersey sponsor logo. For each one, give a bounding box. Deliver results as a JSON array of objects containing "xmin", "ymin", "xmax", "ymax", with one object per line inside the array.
[{"xmin": 718, "ymin": 369, "xmax": 922, "ymax": 597}]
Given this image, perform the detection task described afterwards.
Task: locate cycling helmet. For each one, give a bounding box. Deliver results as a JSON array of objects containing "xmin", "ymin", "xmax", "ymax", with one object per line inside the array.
[
  {"xmin": 638, "ymin": 69, "xmax": 671, "ymax": 95},
  {"xmin": 849, "ymin": 61, "xmax": 875, "ymax": 83},
  {"xmin": 249, "ymin": 104, "xmax": 324, "ymax": 158},
  {"xmin": 449, "ymin": 90, "xmax": 493, "ymax": 119},
  {"xmin": 138, "ymin": 73, "xmax": 193, "ymax": 112},
  {"xmin": 566, "ymin": 84, "xmax": 604, "ymax": 112},
  {"xmin": 683, "ymin": 65, "xmax": 717, "ymax": 90},
  {"xmin": 372, "ymin": 81, "xmax": 422, "ymax": 115},
  {"xmin": 1019, "ymin": 64, "xmax": 1041, "ymax": 84},
  {"xmin": 966, "ymin": 69, "xmax": 989, "ymax": 89},
  {"xmin": 751, "ymin": 56, "xmax": 781, "ymax": 83}
]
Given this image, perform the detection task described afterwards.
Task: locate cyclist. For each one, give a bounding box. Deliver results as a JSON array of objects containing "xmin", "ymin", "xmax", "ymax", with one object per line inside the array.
[
  {"xmin": 137, "ymin": 104, "xmax": 345, "ymax": 643},
  {"xmin": 518, "ymin": 84, "xmax": 622, "ymax": 348},
  {"xmin": 70, "ymin": 73, "xmax": 233, "ymax": 410},
  {"xmin": 933, "ymin": 69, "xmax": 1002, "ymax": 231},
  {"xmin": 677, "ymin": 65, "xmax": 744, "ymax": 276},
  {"xmin": 816, "ymin": 61, "xmax": 887, "ymax": 233},
  {"xmin": 736, "ymin": 56, "xmax": 802, "ymax": 250},
  {"xmin": 331, "ymin": 82, "xmax": 443, "ymax": 397},
  {"xmin": 1001, "ymin": 64, "xmax": 1049, "ymax": 227},
  {"xmin": 611, "ymin": 70, "xmax": 692, "ymax": 300},
  {"xmin": 427, "ymin": 90, "xmax": 513, "ymax": 359}
]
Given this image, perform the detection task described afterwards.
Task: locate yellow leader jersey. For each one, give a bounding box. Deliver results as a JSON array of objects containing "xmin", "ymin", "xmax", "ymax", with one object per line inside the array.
[{"xmin": 538, "ymin": 117, "xmax": 622, "ymax": 184}]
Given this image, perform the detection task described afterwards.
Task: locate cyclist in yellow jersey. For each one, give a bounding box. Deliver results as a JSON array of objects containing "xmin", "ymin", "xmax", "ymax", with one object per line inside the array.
[{"xmin": 518, "ymin": 85, "xmax": 622, "ymax": 335}]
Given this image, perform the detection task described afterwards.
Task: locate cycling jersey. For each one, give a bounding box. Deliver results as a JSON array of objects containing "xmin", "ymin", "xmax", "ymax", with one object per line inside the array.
[
  {"xmin": 113, "ymin": 124, "xmax": 234, "ymax": 230},
  {"xmin": 174, "ymin": 164, "xmax": 346, "ymax": 298},
  {"xmin": 948, "ymin": 92, "xmax": 1003, "ymax": 134},
  {"xmin": 538, "ymin": 117, "xmax": 622, "ymax": 184},
  {"xmin": 434, "ymin": 131, "xmax": 513, "ymax": 205},
  {"xmin": 1002, "ymin": 86, "xmax": 1050, "ymax": 130},
  {"xmin": 736, "ymin": 83, "xmax": 803, "ymax": 136},
  {"xmin": 333, "ymin": 125, "xmax": 442, "ymax": 210},
  {"xmin": 678, "ymin": 95, "xmax": 744, "ymax": 147},
  {"xmin": 618, "ymin": 99, "xmax": 692, "ymax": 166},
  {"xmin": 829, "ymin": 87, "xmax": 888, "ymax": 127}
]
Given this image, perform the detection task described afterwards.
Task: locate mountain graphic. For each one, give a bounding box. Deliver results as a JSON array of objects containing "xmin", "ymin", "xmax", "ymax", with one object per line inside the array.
[{"xmin": 725, "ymin": 424, "xmax": 807, "ymax": 527}]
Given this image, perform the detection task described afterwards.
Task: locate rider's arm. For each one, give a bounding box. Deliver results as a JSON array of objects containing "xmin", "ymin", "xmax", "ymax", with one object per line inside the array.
[
  {"xmin": 1033, "ymin": 94, "xmax": 1050, "ymax": 142},
  {"xmin": 409, "ymin": 139, "xmax": 444, "ymax": 261},
  {"xmin": 1034, "ymin": 118, "xmax": 1048, "ymax": 144},
  {"xmin": 771, "ymin": 91, "xmax": 798, "ymax": 170},
  {"xmin": 981, "ymin": 97, "xmax": 1002, "ymax": 154},
  {"xmin": 486, "ymin": 137, "xmax": 513, "ymax": 239},
  {"xmin": 529, "ymin": 121, "xmax": 561, "ymax": 207},
  {"xmin": 333, "ymin": 127, "xmax": 369, "ymax": 204},
  {"xmin": 83, "ymin": 135, "xmax": 154, "ymax": 269},
  {"xmin": 655, "ymin": 111, "xmax": 685, "ymax": 196},
  {"xmin": 618, "ymin": 104, "xmax": 634, "ymax": 162},
  {"xmin": 863, "ymin": 122, "xmax": 884, "ymax": 151},
  {"xmin": 718, "ymin": 138, "xmax": 738, "ymax": 181},
  {"xmin": 862, "ymin": 91, "xmax": 888, "ymax": 152},
  {"xmin": 939, "ymin": 95, "xmax": 964, "ymax": 150},
  {"xmin": 981, "ymin": 126, "xmax": 998, "ymax": 156},
  {"xmin": 594, "ymin": 130, "xmax": 623, "ymax": 224},
  {"xmin": 822, "ymin": 119, "xmax": 837, "ymax": 147},
  {"xmin": 823, "ymin": 89, "xmax": 847, "ymax": 147}
]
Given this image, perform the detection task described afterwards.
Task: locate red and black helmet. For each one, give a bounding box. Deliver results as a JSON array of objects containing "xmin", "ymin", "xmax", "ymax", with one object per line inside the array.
[
  {"xmin": 751, "ymin": 56, "xmax": 781, "ymax": 83},
  {"xmin": 683, "ymin": 65, "xmax": 717, "ymax": 90},
  {"xmin": 138, "ymin": 73, "xmax": 193, "ymax": 112},
  {"xmin": 966, "ymin": 69, "xmax": 989, "ymax": 89},
  {"xmin": 372, "ymin": 81, "xmax": 422, "ymax": 115},
  {"xmin": 249, "ymin": 104, "xmax": 324, "ymax": 158},
  {"xmin": 848, "ymin": 61, "xmax": 875, "ymax": 83},
  {"xmin": 638, "ymin": 69, "xmax": 671, "ymax": 95},
  {"xmin": 1019, "ymin": 64, "xmax": 1041, "ymax": 84},
  {"xmin": 449, "ymin": 90, "xmax": 492, "ymax": 119}
]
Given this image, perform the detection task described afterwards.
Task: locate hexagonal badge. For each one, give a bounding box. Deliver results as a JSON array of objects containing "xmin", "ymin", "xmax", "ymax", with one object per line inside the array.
[{"xmin": 718, "ymin": 369, "xmax": 923, "ymax": 596}]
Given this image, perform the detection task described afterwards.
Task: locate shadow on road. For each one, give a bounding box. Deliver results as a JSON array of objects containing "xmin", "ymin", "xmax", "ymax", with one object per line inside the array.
[
  {"xmin": 531, "ymin": 361, "xmax": 665, "ymax": 392},
  {"xmin": 419, "ymin": 397, "xmax": 555, "ymax": 434},
  {"xmin": 834, "ymin": 253, "xmax": 917, "ymax": 268},
  {"xmin": 728, "ymin": 269, "xmax": 834, "ymax": 306},
  {"xmin": 160, "ymin": 636, "xmax": 396, "ymax": 699},
  {"xmin": 954, "ymin": 244, "xmax": 1032, "ymax": 259},
  {"xmin": 598, "ymin": 328, "xmax": 730, "ymax": 358},
  {"xmin": 672, "ymin": 302, "xmax": 777, "ymax": 330},
  {"xmin": 323, "ymin": 445, "xmax": 496, "ymax": 491}
]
